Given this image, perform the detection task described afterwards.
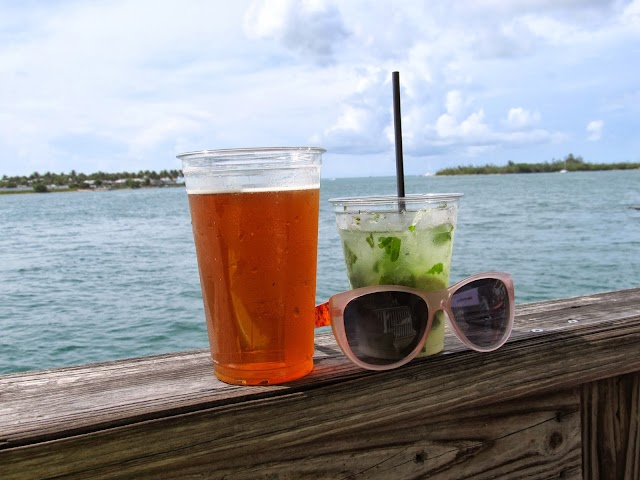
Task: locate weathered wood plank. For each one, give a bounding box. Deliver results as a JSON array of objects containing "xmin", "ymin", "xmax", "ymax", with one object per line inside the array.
[
  {"xmin": 582, "ymin": 372, "xmax": 640, "ymax": 480},
  {"xmin": 1, "ymin": 287, "xmax": 639, "ymax": 450},
  {"xmin": 0, "ymin": 288, "xmax": 639, "ymax": 479},
  {"xmin": 1, "ymin": 388, "xmax": 583, "ymax": 479}
]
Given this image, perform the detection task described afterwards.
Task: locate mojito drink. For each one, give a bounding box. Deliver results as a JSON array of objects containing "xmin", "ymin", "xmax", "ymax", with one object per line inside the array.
[{"xmin": 331, "ymin": 194, "xmax": 461, "ymax": 355}]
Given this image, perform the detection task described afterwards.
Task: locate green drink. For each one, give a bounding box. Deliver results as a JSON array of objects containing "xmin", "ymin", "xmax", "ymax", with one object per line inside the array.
[{"xmin": 330, "ymin": 194, "xmax": 462, "ymax": 355}]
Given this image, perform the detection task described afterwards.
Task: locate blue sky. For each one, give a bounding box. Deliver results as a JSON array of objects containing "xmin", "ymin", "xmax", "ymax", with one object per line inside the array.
[{"xmin": 1, "ymin": 0, "xmax": 639, "ymax": 178}]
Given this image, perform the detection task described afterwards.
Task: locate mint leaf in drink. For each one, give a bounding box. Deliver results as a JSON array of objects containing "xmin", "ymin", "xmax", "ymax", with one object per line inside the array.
[
  {"xmin": 378, "ymin": 236, "xmax": 392, "ymax": 248},
  {"xmin": 408, "ymin": 225, "xmax": 416, "ymax": 232},
  {"xmin": 343, "ymin": 244, "xmax": 358, "ymax": 269},
  {"xmin": 379, "ymin": 270, "xmax": 416, "ymax": 287},
  {"xmin": 350, "ymin": 274, "xmax": 367, "ymax": 289},
  {"xmin": 434, "ymin": 231, "xmax": 451, "ymax": 244},
  {"xmin": 388, "ymin": 237, "xmax": 401, "ymax": 261},
  {"xmin": 378, "ymin": 236, "xmax": 401, "ymax": 262},
  {"xmin": 366, "ymin": 233, "xmax": 374, "ymax": 248},
  {"xmin": 427, "ymin": 263, "xmax": 444, "ymax": 275},
  {"xmin": 431, "ymin": 311, "xmax": 445, "ymax": 329},
  {"xmin": 432, "ymin": 223, "xmax": 454, "ymax": 245}
]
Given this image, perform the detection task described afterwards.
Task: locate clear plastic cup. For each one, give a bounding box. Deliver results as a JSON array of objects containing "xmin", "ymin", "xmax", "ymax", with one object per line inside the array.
[
  {"xmin": 330, "ymin": 193, "xmax": 462, "ymax": 355},
  {"xmin": 179, "ymin": 147, "xmax": 324, "ymax": 384}
]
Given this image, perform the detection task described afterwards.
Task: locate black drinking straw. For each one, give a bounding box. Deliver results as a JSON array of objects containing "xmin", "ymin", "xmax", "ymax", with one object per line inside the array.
[{"xmin": 392, "ymin": 71, "xmax": 406, "ymax": 209}]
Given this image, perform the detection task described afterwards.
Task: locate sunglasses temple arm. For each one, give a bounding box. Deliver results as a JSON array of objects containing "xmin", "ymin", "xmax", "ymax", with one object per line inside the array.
[{"xmin": 315, "ymin": 301, "xmax": 332, "ymax": 328}]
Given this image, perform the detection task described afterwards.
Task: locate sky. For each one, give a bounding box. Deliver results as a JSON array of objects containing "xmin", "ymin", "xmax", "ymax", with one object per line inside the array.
[{"xmin": 1, "ymin": 0, "xmax": 639, "ymax": 178}]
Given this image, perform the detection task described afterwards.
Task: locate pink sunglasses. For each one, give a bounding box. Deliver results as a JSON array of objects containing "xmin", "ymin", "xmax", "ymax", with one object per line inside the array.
[{"xmin": 315, "ymin": 272, "xmax": 515, "ymax": 371}]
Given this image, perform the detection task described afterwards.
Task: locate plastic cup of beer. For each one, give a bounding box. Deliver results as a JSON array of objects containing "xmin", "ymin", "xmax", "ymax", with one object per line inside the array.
[
  {"xmin": 179, "ymin": 147, "xmax": 324, "ymax": 385},
  {"xmin": 330, "ymin": 194, "xmax": 462, "ymax": 356}
]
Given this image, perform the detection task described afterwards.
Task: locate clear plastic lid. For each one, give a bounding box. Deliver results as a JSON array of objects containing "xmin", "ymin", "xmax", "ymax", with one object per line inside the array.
[
  {"xmin": 330, "ymin": 193, "xmax": 463, "ymax": 213},
  {"xmin": 178, "ymin": 147, "xmax": 324, "ymax": 194}
]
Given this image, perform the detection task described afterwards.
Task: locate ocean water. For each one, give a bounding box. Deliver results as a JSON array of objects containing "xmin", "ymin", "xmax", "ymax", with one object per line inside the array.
[{"xmin": 1, "ymin": 170, "xmax": 639, "ymax": 374}]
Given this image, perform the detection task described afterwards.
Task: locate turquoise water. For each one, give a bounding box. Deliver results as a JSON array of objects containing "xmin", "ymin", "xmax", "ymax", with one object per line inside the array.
[{"xmin": 1, "ymin": 170, "xmax": 639, "ymax": 374}]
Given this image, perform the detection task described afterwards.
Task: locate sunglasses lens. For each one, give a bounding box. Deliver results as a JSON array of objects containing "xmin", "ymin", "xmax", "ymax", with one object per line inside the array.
[
  {"xmin": 343, "ymin": 292, "xmax": 428, "ymax": 366},
  {"xmin": 450, "ymin": 278, "xmax": 511, "ymax": 349}
]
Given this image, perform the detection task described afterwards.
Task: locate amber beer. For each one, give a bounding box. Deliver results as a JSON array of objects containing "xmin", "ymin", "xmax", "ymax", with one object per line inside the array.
[
  {"xmin": 179, "ymin": 147, "xmax": 324, "ymax": 385},
  {"xmin": 189, "ymin": 188, "xmax": 319, "ymax": 384}
]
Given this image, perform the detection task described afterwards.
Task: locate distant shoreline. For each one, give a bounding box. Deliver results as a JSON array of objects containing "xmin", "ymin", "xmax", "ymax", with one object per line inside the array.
[
  {"xmin": 435, "ymin": 155, "xmax": 640, "ymax": 176},
  {"xmin": 0, "ymin": 169, "xmax": 184, "ymax": 195},
  {"xmin": 0, "ymin": 184, "xmax": 184, "ymax": 196},
  {"xmin": 433, "ymin": 167, "xmax": 640, "ymax": 177}
]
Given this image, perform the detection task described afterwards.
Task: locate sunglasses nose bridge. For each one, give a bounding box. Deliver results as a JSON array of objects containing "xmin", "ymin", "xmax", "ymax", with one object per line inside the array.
[{"xmin": 425, "ymin": 289, "xmax": 449, "ymax": 314}]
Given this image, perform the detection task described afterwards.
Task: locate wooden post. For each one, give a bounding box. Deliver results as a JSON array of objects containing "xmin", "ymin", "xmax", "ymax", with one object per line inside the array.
[{"xmin": 582, "ymin": 373, "xmax": 640, "ymax": 479}]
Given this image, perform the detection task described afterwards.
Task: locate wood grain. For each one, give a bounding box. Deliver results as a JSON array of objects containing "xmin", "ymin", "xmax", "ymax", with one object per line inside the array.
[
  {"xmin": 582, "ymin": 372, "xmax": 640, "ymax": 480},
  {"xmin": 0, "ymin": 288, "xmax": 639, "ymax": 479},
  {"xmin": 1, "ymin": 387, "xmax": 584, "ymax": 479}
]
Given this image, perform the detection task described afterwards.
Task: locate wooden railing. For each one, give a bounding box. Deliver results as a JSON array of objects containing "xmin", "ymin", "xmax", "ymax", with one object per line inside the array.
[{"xmin": 1, "ymin": 288, "xmax": 639, "ymax": 479}]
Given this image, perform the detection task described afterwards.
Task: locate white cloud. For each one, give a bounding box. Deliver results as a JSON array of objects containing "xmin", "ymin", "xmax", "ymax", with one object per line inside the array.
[
  {"xmin": 586, "ymin": 120, "xmax": 604, "ymax": 141},
  {"xmin": 445, "ymin": 91, "xmax": 466, "ymax": 117},
  {"xmin": 321, "ymin": 77, "xmax": 564, "ymax": 163},
  {"xmin": 426, "ymin": 105, "xmax": 558, "ymax": 151},
  {"xmin": 243, "ymin": 0, "xmax": 349, "ymax": 64},
  {"xmin": 506, "ymin": 108, "xmax": 541, "ymax": 129},
  {"xmin": 311, "ymin": 0, "xmax": 625, "ymax": 165},
  {"xmin": 0, "ymin": 0, "xmax": 638, "ymax": 177},
  {"xmin": 328, "ymin": 106, "xmax": 366, "ymax": 133},
  {"xmin": 432, "ymin": 107, "xmax": 490, "ymax": 142},
  {"xmin": 621, "ymin": 0, "xmax": 640, "ymax": 28}
]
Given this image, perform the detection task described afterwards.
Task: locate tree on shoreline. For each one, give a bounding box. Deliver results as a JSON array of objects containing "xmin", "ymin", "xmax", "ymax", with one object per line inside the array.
[
  {"xmin": 435, "ymin": 154, "xmax": 640, "ymax": 176},
  {"xmin": 0, "ymin": 169, "xmax": 184, "ymax": 189}
]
